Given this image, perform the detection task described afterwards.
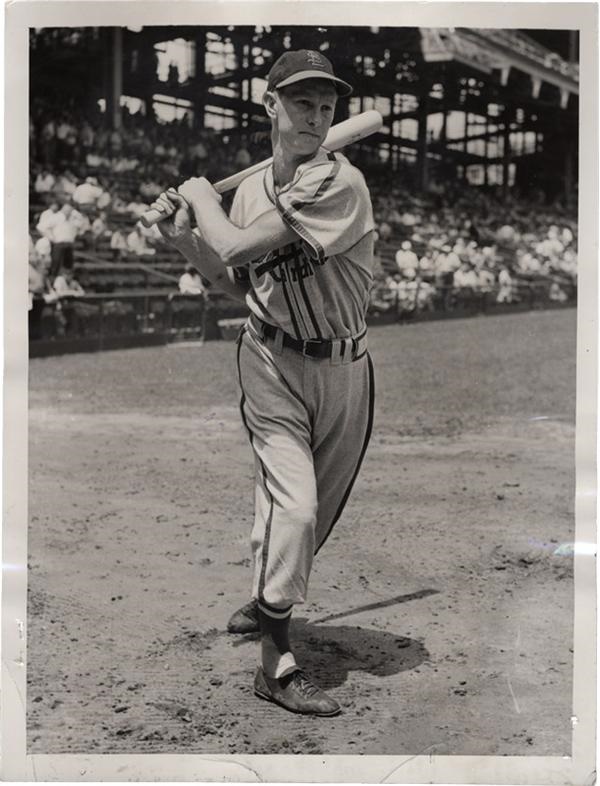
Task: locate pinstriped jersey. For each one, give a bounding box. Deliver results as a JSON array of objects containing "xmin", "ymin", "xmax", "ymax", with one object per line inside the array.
[{"xmin": 229, "ymin": 149, "xmax": 374, "ymax": 341}]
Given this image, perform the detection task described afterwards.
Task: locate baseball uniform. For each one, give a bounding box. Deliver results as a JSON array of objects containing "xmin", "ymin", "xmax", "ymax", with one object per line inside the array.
[{"xmin": 231, "ymin": 147, "xmax": 375, "ymax": 619}]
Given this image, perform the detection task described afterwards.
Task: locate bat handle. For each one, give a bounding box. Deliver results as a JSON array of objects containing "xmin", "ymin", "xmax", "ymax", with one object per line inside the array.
[
  {"xmin": 140, "ymin": 208, "xmax": 164, "ymax": 228},
  {"xmin": 140, "ymin": 190, "xmax": 188, "ymax": 228}
]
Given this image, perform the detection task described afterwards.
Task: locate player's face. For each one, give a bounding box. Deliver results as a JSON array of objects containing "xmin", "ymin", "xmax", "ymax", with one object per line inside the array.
[{"xmin": 273, "ymin": 80, "xmax": 337, "ymax": 155}]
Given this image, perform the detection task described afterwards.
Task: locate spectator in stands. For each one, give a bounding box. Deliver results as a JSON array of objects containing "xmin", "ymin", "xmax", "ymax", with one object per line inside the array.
[
  {"xmin": 55, "ymin": 115, "xmax": 77, "ymax": 162},
  {"xmin": 48, "ymin": 203, "xmax": 79, "ymax": 276},
  {"xmin": 126, "ymin": 194, "xmax": 150, "ymax": 219},
  {"xmin": 73, "ymin": 176, "xmax": 103, "ymax": 210},
  {"xmin": 139, "ymin": 176, "xmax": 163, "ymax": 202},
  {"xmin": 80, "ymin": 121, "xmax": 95, "ymax": 155},
  {"xmin": 36, "ymin": 201, "xmax": 62, "ymax": 239},
  {"xmin": 40, "ymin": 118, "xmax": 57, "ymax": 165},
  {"xmin": 54, "ymin": 170, "xmax": 78, "ymax": 201},
  {"xmin": 110, "ymin": 226, "xmax": 129, "ymax": 260},
  {"xmin": 90, "ymin": 211, "xmax": 110, "ymax": 250},
  {"xmin": 34, "ymin": 169, "xmax": 56, "ymax": 196},
  {"xmin": 53, "ymin": 266, "xmax": 85, "ymax": 298},
  {"xmin": 453, "ymin": 262, "xmax": 479, "ymax": 309},
  {"xmin": 549, "ymin": 280, "xmax": 568, "ymax": 303},
  {"xmin": 127, "ymin": 223, "xmax": 156, "ymax": 257},
  {"xmin": 496, "ymin": 266, "xmax": 514, "ymax": 303},
  {"xmin": 52, "ymin": 266, "xmax": 86, "ymax": 336},
  {"xmin": 34, "ymin": 235, "xmax": 52, "ymax": 270},
  {"xmin": 395, "ymin": 240, "xmax": 419, "ymax": 275},
  {"xmin": 178, "ymin": 264, "xmax": 206, "ymax": 295},
  {"xmin": 28, "ymin": 257, "xmax": 48, "ymax": 340}
]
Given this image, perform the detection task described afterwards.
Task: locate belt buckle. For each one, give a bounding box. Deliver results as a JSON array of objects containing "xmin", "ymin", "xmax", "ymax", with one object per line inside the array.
[{"xmin": 302, "ymin": 339, "xmax": 322, "ymax": 357}]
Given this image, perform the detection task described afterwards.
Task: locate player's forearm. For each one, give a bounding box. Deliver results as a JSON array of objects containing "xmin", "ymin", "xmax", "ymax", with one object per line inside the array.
[
  {"xmin": 173, "ymin": 230, "xmax": 249, "ymax": 303},
  {"xmin": 188, "ymin": 200, "xmax": 248, "ymax": 267}
]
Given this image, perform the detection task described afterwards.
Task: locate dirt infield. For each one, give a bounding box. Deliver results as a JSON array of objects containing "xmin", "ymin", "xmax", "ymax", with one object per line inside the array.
[{"xmin": 27, "ymin": 309, "xmax": 576, "ymax": 756}]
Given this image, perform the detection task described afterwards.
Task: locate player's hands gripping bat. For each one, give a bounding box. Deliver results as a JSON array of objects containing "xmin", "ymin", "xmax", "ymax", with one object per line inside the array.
[{"xmin": 141, "ymin": 109, "xmax": 383, "ymax": 228}]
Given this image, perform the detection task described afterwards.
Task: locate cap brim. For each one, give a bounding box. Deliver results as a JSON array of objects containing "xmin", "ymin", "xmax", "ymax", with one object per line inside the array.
[{"xmin": 273, "ymin": 70, "xmax": 353, "ymax": 96}]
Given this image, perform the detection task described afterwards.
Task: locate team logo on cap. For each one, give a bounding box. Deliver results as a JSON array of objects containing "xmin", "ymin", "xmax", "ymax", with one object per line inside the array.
[{"xmin": 306, "ymin": 50, "xmax": 326, "ymax": 69}]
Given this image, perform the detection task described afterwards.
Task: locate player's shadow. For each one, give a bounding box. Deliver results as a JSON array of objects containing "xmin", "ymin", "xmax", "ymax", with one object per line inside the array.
[
  {"xmin": 287, "ymin": 617, "xmax": 429, "ymax": 689},
  {"xmin": 229, "ymin": 594, "xmax": 431, "ymax": 690}
]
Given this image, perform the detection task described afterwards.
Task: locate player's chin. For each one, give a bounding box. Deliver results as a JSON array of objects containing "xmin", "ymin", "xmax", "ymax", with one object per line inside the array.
[{"xmin": 296, "ymin": 133, "xmax": 324, "ymax": 154}]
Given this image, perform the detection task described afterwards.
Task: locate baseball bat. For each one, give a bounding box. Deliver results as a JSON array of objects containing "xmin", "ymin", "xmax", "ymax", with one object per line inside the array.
[{"xmin": 140, "ymin": 109, "xmax": 383, "ymax": 228}]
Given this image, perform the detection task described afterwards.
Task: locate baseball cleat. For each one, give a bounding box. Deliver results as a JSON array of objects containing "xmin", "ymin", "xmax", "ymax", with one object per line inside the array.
[
  {"xmin": 227, "ymin": 599, "xmax": 260, "ymax": 633},
  {"xmin": 254, "ymin": 667, "xmax": 341, "ymax": 716}
]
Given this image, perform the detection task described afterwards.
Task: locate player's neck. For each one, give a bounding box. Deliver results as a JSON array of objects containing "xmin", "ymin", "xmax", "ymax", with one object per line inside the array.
[{"xmin": 271, "ymin": 144, "xmax": 315, "ymax": 192}]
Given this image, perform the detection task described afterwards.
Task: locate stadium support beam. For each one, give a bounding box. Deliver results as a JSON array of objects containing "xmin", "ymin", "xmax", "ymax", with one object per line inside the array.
[
  {"xmin": 416, "ymin": 82, "xmax": 429, "ymax": 191},
  {"xmin": 112, "ymin": 27, "xmax": 123, "ymax": 130},
  {"xmin": 502, "ymin": 111, "xmax": 511, "ymax": 198}
]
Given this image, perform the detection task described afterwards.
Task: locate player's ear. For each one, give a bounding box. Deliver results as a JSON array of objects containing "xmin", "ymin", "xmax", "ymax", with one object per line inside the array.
[{"xmin": 263, "ymin": 90, "xmax": 278, "ymax": 120}]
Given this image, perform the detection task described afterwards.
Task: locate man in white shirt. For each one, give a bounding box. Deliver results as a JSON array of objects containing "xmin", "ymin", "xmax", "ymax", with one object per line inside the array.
[
  {"xmin": 127, "ymin": 224, "xmax": 155, "ymax": 256},
  {"xmin": 395, "ymin": 240, "xmax": 419, "ymax": 274},
  {"xmin": 178, "ymin": 264, "xmax": 206, "ymax": 295},
  {"xmin": 53, "ymin": 268, "xmax": 85, "ymax": 298},
  {"xmin": 49, "ymin": 203, "xmax": 79, "ymax": 276},
  {"xmin": 34, "ymin": 170, "xmax": 56, "ymax": 195},
  {"xmin": 36, "ymin": 202, "xmax": 62, "ymax": 239},
  {"xmin": 126, "ymin": 195, "xmax": 150, "ymax": 219},
  {"xmin": 34, "ymin": 236, "xmax": 52, "ymax": 269},
  {"xmin": 73, "ymin": 177, "xmax": 103, "ymax": 209}
]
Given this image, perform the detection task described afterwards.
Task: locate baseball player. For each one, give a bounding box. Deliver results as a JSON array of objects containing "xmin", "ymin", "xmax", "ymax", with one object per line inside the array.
[{"xmin": 152, "ymin": 50, "xmax": 375, "ymax": 716}]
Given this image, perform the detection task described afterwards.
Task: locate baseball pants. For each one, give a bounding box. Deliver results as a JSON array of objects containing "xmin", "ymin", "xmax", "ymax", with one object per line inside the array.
[{"xmin": 236, "ymin": 316, "xmax": 375, "ymax": 620}]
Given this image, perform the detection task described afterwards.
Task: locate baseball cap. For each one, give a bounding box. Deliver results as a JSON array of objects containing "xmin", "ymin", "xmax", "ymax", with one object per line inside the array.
[{"xmin": 267, "ymin": 49, "xmax": 353, "ymax": 97}]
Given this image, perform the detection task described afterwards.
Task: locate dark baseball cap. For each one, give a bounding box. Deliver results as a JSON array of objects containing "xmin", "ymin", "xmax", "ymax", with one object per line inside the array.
[{"xmin": 267, "ymin": 49, "xmax": 353, "ymax": 97}]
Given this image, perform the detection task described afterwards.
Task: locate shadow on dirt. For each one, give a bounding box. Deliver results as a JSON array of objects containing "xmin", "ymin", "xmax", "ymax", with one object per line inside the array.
[
  {"xmin": 229, "ymin": 613, "xmax": 430, "ymax": 690},
  {"xmin": 289, "ymin": 617, "xmax": 429, "ymax": 689}
]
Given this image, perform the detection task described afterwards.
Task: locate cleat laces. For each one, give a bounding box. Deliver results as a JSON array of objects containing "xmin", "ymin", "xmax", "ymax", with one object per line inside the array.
[{"xmin": 290, "ymin": 670, "xmax": 320, "ymax": 697}]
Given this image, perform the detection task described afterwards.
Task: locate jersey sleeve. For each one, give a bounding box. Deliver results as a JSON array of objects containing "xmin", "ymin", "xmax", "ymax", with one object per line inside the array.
[{"xmin": 274, "ymin": 158, "xmax": 374, "ymax": 262}]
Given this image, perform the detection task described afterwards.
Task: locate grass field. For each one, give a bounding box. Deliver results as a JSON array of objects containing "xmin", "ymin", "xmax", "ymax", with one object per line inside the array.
[{"xmin": 27, "ymin": 308, "xmax": 577, "ymax": 757}]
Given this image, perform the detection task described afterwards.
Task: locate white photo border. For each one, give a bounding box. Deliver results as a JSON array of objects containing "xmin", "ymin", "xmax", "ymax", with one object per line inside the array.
[{"xmin": 3, "ymin": 2, "xmax": 597, "ymax": 782}]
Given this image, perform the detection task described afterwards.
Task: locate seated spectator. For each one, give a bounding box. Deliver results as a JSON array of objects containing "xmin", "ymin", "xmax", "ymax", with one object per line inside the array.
[
  {"xmin": 68, "ymin": 205, "xmax": 92, "ymax": 239},
  {"xmin": 53, "ymin": 170, "xmax": 78, "ymax": 201},
  {"xmin": 477, "ymin": 265, "xmax": 496, "ymax": 294},
  {"xmin": 34, "ymin": 169, "xmax": 56, "ymax": 195},
  {"xmin": 377, "ymin": 221, "xmax": 392, "ymax": 241},
  {"xmin": 73, "ymin": 176, "xmax": 103, "ymax": 210},
  {"xmin": 178, "ymin": 264, "xmax": 206, "ymax": 295},
  {"xmin": 549, "ymin": 280, "xmax": 568, "ymax": 302},
  {"xmin": 48, "ymin": 203, "xmax": 79, "ymax": 276},
  {"xmin": 110, "ymin": 227, "xmax": 129, "ymax": 260},
  {"xmin": 139, "ymin": 178, "xmax": 163, "ymax": 202},
  {"xmin": 34, "ymin": 235, "xmax": 52, "ymax": 269},
  {"xmin": 395, "ymin": 240, "xmax": 419, "ymax": 273},
  {"xmin": 127, "ymin": 223, "xmax": 155, "ymax": 256},
  {"xmin": 235, "ymin": 146, "xmax": 252, "ymax": 168},
  {"xmin": 496, "ymin": 266, "xmax": 514, "ymax": 303},
  {"xmin": 52, "ymin": 267, "xmax": 87, "ymax": 336},
  {"xmin": 86, "ymin": 151, "xmax": 106, "ymax": 168},
  {"xmin": 111, "ymin": 192, "xmax": 130, "ymax": 214},
  {"xmin": 53, "ymin": 266, "xmax": 85, "ymax": 297},
  {"xmin": 126, "ymin": 194, "xmax": 150, "ymax": 219},
  {"xmin": 28, "ymin": 257, "xmax": 48, "ymax": 340},
  {"xmin": 36, "ymin": 201, "xmax": 61, "ymax": 239},
  {"xmin": 90, "ymin": 211, "xmax": 109, "ymax": 250},
  {"xmin": 80, "ymin": 121, "xmax": 95, "ymax": 153}
]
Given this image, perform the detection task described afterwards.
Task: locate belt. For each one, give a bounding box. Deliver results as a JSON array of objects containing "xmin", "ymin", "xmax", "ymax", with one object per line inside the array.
[{"xmin": 257, "ymin": 318, "xmax": 367, "ymax": 362}]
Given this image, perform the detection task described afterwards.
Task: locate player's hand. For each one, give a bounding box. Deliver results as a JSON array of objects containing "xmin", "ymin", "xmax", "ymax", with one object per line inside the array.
[
  {"xmin": 151, "ymin": 190, "xmax": 191, "ymax": 246},
  {"xmin": 177, "ymin": 177, "xmax": 222, "ymax": 210}
]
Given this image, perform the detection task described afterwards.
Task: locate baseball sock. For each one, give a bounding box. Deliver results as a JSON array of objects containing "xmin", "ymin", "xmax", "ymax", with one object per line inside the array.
[{"xmin": 259, "ymin": 609, "xmax": 298, "ymax": 680}]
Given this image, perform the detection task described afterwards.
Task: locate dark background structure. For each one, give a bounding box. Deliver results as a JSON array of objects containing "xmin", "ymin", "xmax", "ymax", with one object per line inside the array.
[{"xmin": 30, "ymin": 26, "xmax": 578, "ymax": 201}]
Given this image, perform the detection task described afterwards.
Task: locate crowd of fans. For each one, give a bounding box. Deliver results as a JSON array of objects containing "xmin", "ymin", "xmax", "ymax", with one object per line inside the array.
[
  {"xmin": 368, "ymin": 178, "xmax": 577, "ymax": 317},
  {"xmin": 28, "ymin": 99, "xmax": 578, "ymax": 338}
]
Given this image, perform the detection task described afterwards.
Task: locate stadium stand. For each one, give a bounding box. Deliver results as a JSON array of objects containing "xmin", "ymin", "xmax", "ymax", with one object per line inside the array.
[{"xmin": 28, "ymin": 26, "xmax": 578, "ymax": 353}]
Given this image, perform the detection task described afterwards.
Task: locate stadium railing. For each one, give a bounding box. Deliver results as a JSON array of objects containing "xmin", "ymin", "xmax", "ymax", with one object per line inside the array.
[{"xmin": 29, "ymin": 281, "xmax": 576, "ymax": 357}]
